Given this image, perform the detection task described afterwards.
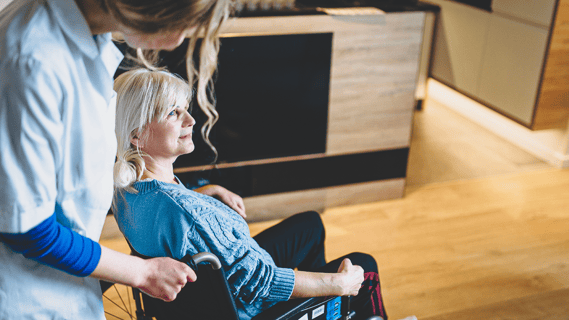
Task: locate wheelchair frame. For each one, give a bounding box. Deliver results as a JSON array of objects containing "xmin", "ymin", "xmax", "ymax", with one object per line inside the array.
[{"xmin": 128, "ymin": 250, "xmax": 352, "ymax": 320}]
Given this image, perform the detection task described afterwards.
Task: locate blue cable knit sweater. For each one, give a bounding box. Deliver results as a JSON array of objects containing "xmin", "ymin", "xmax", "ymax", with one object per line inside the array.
[{"xmin": 114, "ymin": 178, "xmax": 295, "ymax": 319}]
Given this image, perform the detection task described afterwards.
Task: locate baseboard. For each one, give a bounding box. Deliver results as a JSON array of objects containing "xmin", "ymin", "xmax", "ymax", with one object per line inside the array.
[{"xmin": 426, "ymin": 79, "xmax": 569, "ymax": 168}]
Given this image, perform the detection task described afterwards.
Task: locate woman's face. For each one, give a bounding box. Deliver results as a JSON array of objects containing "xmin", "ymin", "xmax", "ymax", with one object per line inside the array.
[
  {"xmin": 137, "ymin": 100, "xmax": 196, "ymax": 162},
  {"xmin": 122, "ymin": 29, "xmax": 187, "ymax": 50},
  {"xmin": 114, "ymin": 7, "xmax": 194, "ymax": 50}
]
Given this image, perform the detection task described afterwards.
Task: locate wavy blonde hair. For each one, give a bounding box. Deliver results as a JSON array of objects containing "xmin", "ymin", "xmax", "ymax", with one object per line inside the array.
[
  {"xmin": 104, "ymin": 0, "xmax": 230, "ymax": 160},
  {"xmin": 113, "ymin": 69, "xmax": 192, "ymax": 192}
]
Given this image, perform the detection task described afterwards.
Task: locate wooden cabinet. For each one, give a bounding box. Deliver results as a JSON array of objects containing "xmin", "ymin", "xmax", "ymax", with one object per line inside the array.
[
  {"xmin": 429, "ymin": 0, "xmax": 569, "ymax": 130},
  {"xmin": 207, "ymin": 12, "xmax": 427, "ymax": 221},
  {"xmin": 326, "ymin": 12, "xmax": 424, "ymax": 155},
  {"xmin": 533, "ymin": 0, "xmax": 569, "ymax": 129}
]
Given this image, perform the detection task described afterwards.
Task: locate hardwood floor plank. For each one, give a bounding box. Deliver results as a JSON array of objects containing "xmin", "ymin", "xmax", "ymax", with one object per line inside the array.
[{"xmin": 422, "ymin": 288, "xmax": 569, "ymax": 320}]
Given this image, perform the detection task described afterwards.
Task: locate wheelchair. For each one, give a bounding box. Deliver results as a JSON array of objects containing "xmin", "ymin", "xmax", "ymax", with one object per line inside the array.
[{"xmin": 103, "ymin": 246, "xmax": 383, "ymax": 320}]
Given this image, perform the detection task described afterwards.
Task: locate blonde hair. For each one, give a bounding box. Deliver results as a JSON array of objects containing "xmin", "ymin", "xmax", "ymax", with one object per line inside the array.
[
  {"xmin": 113, "ymin": 69, "xmax": 192, "ymax": 192},
  {"xmin": 104, "ymin": 0, "xmax": 230, "ymax": 160}
]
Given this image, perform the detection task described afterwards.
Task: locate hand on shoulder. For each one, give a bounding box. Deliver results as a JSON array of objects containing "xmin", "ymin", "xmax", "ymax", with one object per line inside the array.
[{"xmin": 194, "ymin": 184, "xmax": 246, "ymax": 219}]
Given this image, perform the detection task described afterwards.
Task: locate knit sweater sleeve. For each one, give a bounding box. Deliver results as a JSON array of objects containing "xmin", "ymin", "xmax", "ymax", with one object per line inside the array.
[{"xmin": 185, "ymin": 207, "xmax": 295, "ymax": 305}]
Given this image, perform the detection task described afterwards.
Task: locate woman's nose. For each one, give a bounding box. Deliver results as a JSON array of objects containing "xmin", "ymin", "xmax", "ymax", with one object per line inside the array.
[{"xmin": 183, "ymin": 110, "xmax": 196, "ymax": 127}]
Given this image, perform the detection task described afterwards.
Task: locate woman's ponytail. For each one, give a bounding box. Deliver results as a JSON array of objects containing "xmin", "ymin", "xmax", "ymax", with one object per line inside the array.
[{"xmin": 113, "ymin": 149, "xmax": 145, "ymax": 192}]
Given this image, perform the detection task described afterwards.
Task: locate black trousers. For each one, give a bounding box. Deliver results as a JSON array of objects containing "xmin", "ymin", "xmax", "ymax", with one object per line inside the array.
[
  {"xmin": 253, "ymin": 211, "xmax": 378, "ymax": 274},
  {"xmin": 254, "ymin": 211, "xmax": 385, "ymax": 320}
]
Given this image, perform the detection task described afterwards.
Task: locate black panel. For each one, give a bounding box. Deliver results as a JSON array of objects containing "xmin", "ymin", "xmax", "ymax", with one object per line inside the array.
[
  {"xmin": 448, "ymin": 0, "xmax": 492, "ymax": 11},
  {"xmin": 177, "ymin": 148, "xmax": 409, "ymax": 197},
  {"xmin": 158, "ymin": 33, "xmax": 333, "ymax": 167}
]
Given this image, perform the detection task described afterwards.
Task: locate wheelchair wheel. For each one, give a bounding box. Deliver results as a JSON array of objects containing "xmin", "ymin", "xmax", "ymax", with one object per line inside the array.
[
  {"xmin": 103, "ymin": 282, "xmax": 143, "ymax": 320},
  {"xmin": 102, "ymin": 252, "xmax": 231, "ymax": 320}
]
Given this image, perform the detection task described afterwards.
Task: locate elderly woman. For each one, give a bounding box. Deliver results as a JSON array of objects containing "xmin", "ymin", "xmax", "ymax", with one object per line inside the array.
[{"xmin": 112, "ymin": 68, "xmax": 385, "ymax": 320}]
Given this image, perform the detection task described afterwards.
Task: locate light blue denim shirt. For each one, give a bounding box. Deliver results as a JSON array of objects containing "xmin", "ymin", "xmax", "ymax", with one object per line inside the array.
[{"xmin": 115, "ymin": 178, "xmax": 296, "ymax": 319}]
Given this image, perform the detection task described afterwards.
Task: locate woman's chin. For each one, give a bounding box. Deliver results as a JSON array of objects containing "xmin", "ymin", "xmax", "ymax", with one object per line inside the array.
[{"xmin": 184, "ymin": 144, "xmax": 195, "ymax": 155}]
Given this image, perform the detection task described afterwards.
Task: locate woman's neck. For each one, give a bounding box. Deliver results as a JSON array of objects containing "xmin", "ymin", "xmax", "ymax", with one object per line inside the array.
[{"xmin": 141, "ymin": 158, "xmax": 178, "ymax": 184}]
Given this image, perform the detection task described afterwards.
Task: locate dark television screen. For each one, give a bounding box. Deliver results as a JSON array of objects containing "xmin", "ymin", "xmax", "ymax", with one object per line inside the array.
[
  {"xmin": 450, "ymin": 0, "xmax": 492, "ymax": 11},
  {"xmin": 158, "ymin": 33, "xmax": 333, "ymax": 168}
]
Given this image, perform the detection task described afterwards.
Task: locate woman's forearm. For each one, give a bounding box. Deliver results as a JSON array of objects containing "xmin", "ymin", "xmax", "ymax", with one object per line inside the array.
[
  {"xmin": 291, "ymin": 259, "xmax": 364, "ymax": 299},
  {"xmin": 91, "ymin": 246, "xmax": 196, "ymax": 302},
  {"xmin": 91, "ymin": 246, "xmax": 146, "ymax": 287},
  {"xmin": 291, "ymin": 270, "xmax": 345, "ymax": 298}
]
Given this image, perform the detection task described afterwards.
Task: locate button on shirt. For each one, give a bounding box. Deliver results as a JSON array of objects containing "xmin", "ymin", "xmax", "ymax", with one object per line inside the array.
[{"xmin": 0, "ymin": 0, "xmax": 123, "ymax": 318}]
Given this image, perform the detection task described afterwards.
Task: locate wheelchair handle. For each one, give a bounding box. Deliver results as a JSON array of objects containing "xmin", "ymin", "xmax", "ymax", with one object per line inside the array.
[{"xmin": 182, "ymin": 252, "xmax": 222, "ymax": 270}]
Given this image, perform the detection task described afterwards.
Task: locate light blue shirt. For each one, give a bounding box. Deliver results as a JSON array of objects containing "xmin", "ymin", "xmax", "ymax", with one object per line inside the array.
[
  {"xmin": 115, "ymin": 178, "xmax": 296, "ymax": 320},
  {"xmin": 0, "ymin": 0, "xmax": 123, "ymax": 318}
]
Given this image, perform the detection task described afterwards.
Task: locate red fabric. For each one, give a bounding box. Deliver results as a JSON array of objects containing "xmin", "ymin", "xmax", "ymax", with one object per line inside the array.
[{"xmin": 360, "ymin": 272, "xmax": 387, "ymax": 319}]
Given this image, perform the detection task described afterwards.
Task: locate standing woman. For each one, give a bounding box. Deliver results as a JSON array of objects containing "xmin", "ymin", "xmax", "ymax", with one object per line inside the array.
[{"xmin": 0, "ymin": 0, "xmax": 228, "ymax": 318}]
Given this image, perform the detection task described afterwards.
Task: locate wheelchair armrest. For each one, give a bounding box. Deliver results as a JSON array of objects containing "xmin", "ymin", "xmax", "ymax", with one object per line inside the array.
[{"xmin": 181, "ymin": 252, "xmax": 222, "ymax": 270}]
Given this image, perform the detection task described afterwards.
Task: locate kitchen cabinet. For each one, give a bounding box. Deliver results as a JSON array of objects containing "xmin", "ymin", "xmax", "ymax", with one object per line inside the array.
[
  {"xmin": 170, "ymin": 10, "xmax": 432, "ymax": 221},
  {"xmin": 428, "ymin": 0, "xmax": 569, "ymax": 130},
  {"xmin": 492, "ymin": 0, "xmax": 556, "ymax": 27},
  {"xmin": 429, "ymin": 0, "xmax": 490, "ymax": 97},
  {"xmin": 477, "ymin": 15, "xmax": 549, "ymax": 125}
]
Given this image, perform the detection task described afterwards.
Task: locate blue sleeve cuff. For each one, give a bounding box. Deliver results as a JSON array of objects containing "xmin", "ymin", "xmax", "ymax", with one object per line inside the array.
[
  {"xmin": 268, "ymin": 267, "xmax": 296, "ymax": 301},
  {"xmin": 0, "ymin": 210, "xmax": 101, "ymax": 277}
]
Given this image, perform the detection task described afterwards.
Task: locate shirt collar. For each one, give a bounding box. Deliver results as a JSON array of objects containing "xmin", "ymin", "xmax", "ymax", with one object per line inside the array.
[
  {"xmin": 97, "ymin": 32, "xmax": 125, "ymax": 77},
  {"xmin": 46, "ymin": 0, "xmax": 99, "ymax": 59}
]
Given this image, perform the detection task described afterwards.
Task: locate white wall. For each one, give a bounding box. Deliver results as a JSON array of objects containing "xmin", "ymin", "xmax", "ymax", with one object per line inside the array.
[{"xmin": 0, "ymin": 0, "xmax": 13, "ymax": 11}]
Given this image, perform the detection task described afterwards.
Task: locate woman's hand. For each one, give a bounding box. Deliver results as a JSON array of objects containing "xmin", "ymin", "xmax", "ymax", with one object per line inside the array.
[
  {"xmin": 92, "ymin": 246, "xmax": 197, "ymax": 302},
  {"xmin": 195, "ymin": 184, "xmax": 246, "ymax": 219},
  {"xmin": 291, "ymin": 258, "xmax": 364, "ymax": 298},
  {"xmin": 337, "ymin": 258, "xmax": 364, "ymax": 296},
  {"xmin": 138, "ymin": 257, "xmax": 197, "ymax": 301}
]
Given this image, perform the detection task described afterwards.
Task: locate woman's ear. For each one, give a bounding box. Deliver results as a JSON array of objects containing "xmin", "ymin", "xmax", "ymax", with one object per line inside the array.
[{"xmin": 130, "ymin": 134, "xmax": 143, "ymax": 148}]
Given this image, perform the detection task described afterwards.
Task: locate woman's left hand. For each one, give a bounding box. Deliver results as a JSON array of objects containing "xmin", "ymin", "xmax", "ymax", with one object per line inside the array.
[
  {"xmin": 336, "ymin": 258, "xmax": 364, "ymax": 296},
  {"xmin": 195, "ymin": 184, "xmax": 246, "ymax": 219}
]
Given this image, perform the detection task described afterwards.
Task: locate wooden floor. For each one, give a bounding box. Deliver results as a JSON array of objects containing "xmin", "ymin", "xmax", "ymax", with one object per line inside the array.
[
  {"xmin": 406, "ymin": 98, "xmax": 551, "ymax": 192},
  {"xmin": 314, "ymin": 168, "xmax": 569, "ymax": 320},
  {"xmin": 101, "ymin": 98, "xmax": 569, "ymax": 320}
]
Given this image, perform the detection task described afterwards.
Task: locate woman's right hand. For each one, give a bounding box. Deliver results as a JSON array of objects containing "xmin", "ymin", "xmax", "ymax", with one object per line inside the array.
[
  {"xmin": 93, "ymin": 246, "xmax": 197, "ymax": 302},
  {"xmin": 336, "ymin": 258, "xmax": 364, "ymax": 296},
  {"xmin": 194, "ymin": 184, "xmax": 246, "ymax": 219},
  {"xmin": 138, "ymin": 257, "xmax": 197, "ymax": 301}
]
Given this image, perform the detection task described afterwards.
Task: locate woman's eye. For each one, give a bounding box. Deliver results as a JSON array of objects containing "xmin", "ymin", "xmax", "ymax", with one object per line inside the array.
[{"xmin": 168, "ymin": 110, "xmax": 177, "ymax": 117}]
